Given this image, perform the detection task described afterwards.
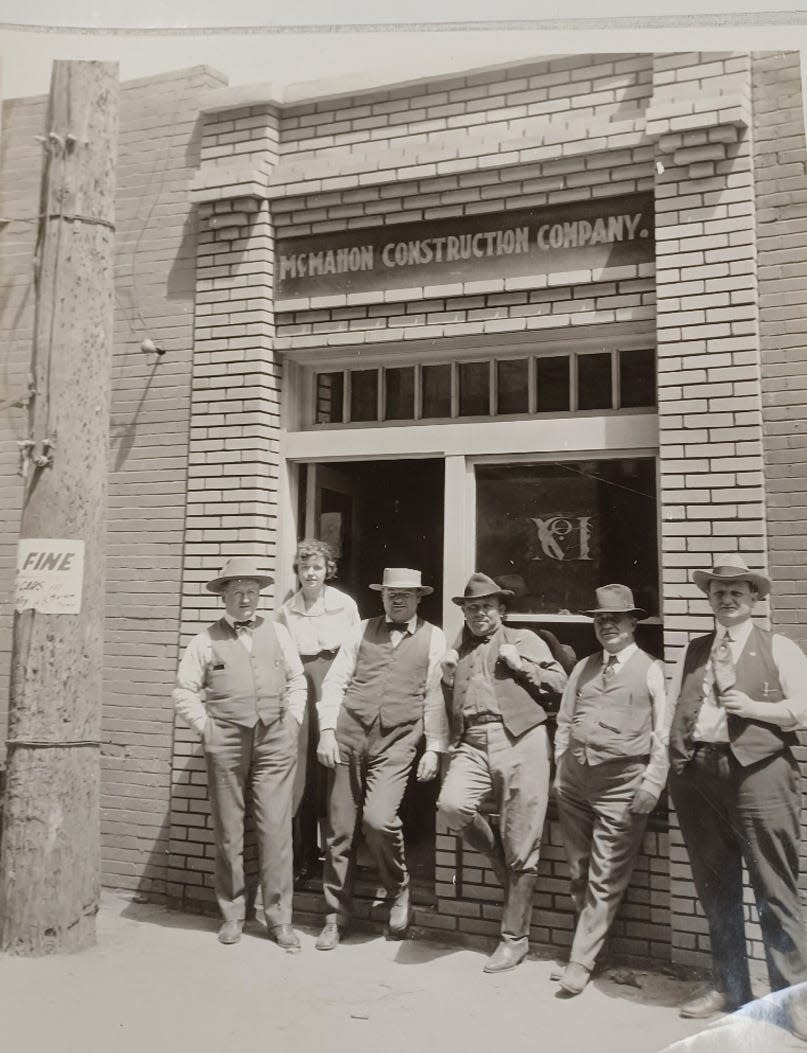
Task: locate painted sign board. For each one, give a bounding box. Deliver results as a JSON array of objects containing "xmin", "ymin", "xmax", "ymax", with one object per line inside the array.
[
  {"xmin": 15, "ymin": 538, "xmax": 85, "ymax": 614},
  {"xmin": 276, "ymin": 192, "xmax": 654, "ymax": 300}
]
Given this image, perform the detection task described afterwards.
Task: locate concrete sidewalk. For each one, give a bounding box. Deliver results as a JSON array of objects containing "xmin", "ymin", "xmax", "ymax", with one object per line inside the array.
[{"xmin": 0, "ymin": 893, "xmax": 725, "ymax": 1053}]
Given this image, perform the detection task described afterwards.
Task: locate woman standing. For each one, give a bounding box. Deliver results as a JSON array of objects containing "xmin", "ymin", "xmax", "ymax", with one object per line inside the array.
[{"xmin": 276, "ymin": 538, "xmax": 360, "ymax": 880}]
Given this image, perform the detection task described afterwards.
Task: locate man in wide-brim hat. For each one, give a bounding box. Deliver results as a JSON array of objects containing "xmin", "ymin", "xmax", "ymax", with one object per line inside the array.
[
  {"xmin": 553, "ymin": 583, "xmax": 668, "ymax": 996},
  {"xmin": 436, "ymin": 572, "xmax": 568, "ymax": 973},
  {"xmin": 313, "ymin": 568, "xmax": 448, "ymax": 950},
  {"xmin": 173, "ymin": 556, "xmax": 307, "ymax": 950},
  {"xmin": 667, "ymin": 554, "xmax": 807, "ymax": 1028}
]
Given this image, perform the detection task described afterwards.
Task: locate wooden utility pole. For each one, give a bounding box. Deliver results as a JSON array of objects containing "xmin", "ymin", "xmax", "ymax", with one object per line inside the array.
[{"xmin": 0, "ymin": 60, "xmax": 118, "ymax": 954}]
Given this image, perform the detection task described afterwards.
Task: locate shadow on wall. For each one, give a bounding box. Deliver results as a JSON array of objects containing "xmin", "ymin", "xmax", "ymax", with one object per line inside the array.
[{"xmin": 109, "ymin": 357, "xmax": 161, "ymax": 471}]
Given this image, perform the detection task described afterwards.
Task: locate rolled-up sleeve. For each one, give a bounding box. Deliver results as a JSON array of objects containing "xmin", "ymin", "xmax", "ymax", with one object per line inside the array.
[
  {"xmin": 274, "ymin": 622, "xmax": 308, "ymax": 725},
  {"xmin": 639, "ymin": 659, "xmax": 669, "ymax": 800},
  {"xmin": 516, "ymin": 630, "xmax": 567, "ymax": 699},
  {"xmin": 424, "ymin": 626, "xmax": 449, "ymax": 753},
  {"xmin": 772, "ymin": 635, "xmax": 807, "ymax": 729},
  {"xmin": 554, "ymin": 660, "xmax": 585, "ymax": 763}
]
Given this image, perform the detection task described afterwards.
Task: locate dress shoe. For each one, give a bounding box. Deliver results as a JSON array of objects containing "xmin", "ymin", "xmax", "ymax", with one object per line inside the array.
[
  {"xmin": 483, "ymin": 939, "xmax": 528, "ymax": 973},
  {"xmin": 558, "ymin": 961, "xmax": 591, "ymax": 996},
  {"xmin": 270, "ymin": 924, "xmax": 301, "ymax": 952},
  {"xmin": 315, "ymin": 919, "xmax": 343, "ymax": 951},
  {"xmin": 217, "ymin": 920, "xmax": 243, "ymax": 945},
  {"xmin": 679, "ymin": 989, "xmax": 734, "ymax": 1019},
  {"xmin": 388, "ymin": 884, "xmax": 411, "ymax": 937}
]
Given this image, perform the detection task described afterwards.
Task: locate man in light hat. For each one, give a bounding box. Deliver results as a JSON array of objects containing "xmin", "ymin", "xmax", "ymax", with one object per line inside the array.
[
  {"xmin": 173, "ymin": 557, "xmax": 307, "ymax": 949},
  {"xmin": 314, "ymin": 568, "xmax": 448, "ymax": 950},
  {"xmin": 668, "ymin": 554, "xmax": 807, "ymax": 1022},
  {"xmin": 436, "ymin": 572, "xmax": 568, "ymax": 973},
  {"xmin": 553, "ymin": 584, "xmax": 668, "ymax": 996}
]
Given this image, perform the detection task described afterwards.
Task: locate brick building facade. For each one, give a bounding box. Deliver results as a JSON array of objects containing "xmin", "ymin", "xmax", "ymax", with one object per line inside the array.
[{"xmin": 1, "ymin": 50, "xmax": 806, "ymax": 980}]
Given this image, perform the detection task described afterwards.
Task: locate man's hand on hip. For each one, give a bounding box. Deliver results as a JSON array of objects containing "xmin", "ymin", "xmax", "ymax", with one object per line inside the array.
[
  {"xmin": 317, "ymin": 729, "xmax": 341, "ymax": 768},
  {"xmin": 416, "ymin": 749, "xmax": 440, "ymax": 781}
]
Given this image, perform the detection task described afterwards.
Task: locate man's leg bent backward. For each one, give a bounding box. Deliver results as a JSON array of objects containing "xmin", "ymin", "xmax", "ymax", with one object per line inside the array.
[{"xmin": 436, "ymin": 737, "xmax": 499, "ymax": 879}]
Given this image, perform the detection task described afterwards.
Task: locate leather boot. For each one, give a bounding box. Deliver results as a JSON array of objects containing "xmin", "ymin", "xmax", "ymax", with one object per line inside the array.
[
  {"xmin": 483, "ymin": 871, "xmax": 536, "ymax": 974},
  {"xmin": 463, "ymin": 813, "xmax": 508, "ymax": 888}
]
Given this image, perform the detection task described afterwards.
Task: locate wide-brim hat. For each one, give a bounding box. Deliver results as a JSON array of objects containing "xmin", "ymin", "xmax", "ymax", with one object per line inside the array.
[
  {"xmin": 582, "ymin": 584, "xmax": 647, "ymax": 620},
  {"xmin": 692, "ymin": 555, "xmax": 771, "ymax": 599},
  {"xmin": 369, "ymin": 567, "xmax": 433, "ymax": 595},
  {"xmin": 206, "ymin": 556, "xmax": 274, "ymax": 594},
  {"xmin": 452, "ymin": 572, "xmax": 514, "ymax": 606}
]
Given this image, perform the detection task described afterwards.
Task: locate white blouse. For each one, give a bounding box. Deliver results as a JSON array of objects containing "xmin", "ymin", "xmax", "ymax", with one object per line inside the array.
[{"xmin": 276, "ymin": 584, "xmax": 361, "ymax": 657}]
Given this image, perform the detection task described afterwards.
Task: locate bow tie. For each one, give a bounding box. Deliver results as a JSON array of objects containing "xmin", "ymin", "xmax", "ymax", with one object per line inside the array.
[
  {"xmin": 386, "ymin": 620, "xmax": 409, "ymax": 632},
  {"xmin": 234, "ymin": 619, "xmax": 255, "ymax": 630}
]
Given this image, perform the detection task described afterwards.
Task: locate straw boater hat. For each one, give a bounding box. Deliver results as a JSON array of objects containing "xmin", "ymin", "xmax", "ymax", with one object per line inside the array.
[
  {"xmin": 206, "ymin": 557, "xmax": 274, "ymax": 594},
  {"xmin": 452, "ymin": 572, "xmax": 514, "ymax": 607},
  {"xmin": 369, "ymin": 567, "xmax": 433, "ymax": 595},
  {"xmin": 692, "ymin": 555, "xmax": 771, "ymax": 599},
  {"xmin": 582, "ymin": 584, "xmax": 648, "ymax": 620}
]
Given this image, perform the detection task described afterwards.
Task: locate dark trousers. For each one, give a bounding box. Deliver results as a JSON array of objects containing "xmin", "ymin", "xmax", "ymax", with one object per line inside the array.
[
  {"xmin": 669, "ymin": 746, "xmax": 807, "ymax": 1005},
  {"xmin": 322, "ymin": 708, "xmax": 423, "ymax": 921},
  {"xmin": 292, "ymin": 652, "xmax": 335, "ymax": 867},
  {"xmin": 555, "ymin": 752, "xmax": 649, "ymax": 970},
  {"xmin": 204, "ymin": 712, "xmax": 297, "ymax": 929}
]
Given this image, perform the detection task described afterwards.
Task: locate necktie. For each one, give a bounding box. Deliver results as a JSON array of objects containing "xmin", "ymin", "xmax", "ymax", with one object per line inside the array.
[
  {"xmin": 603, "ymin": 654, "xmax": 618, "ymax": 681},
  {"xmin": 712, "ymin": 631, "xmax": 735, "ymax": 695},
  {"xmin": 234, "ymin": 619, "xmax": 254, "ymax": 631}
]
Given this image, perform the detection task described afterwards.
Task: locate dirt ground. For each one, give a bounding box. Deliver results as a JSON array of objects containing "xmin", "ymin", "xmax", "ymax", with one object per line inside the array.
[{"xmin": 0, "ymin": 892, "xmax": 787, "ymax": 1053}]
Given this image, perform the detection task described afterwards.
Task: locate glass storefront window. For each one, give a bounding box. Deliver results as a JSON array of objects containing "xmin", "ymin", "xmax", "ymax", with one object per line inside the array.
[
  {"xmin": 458, "ymin": 361, "xmax": 490, "ymax": 417},
  {"xmin": 577, "ymin": 353, "xmax": 613, "ymax": 411},
  {"xmin": 385, "ymin": 366, "xmax": 415, "ymax": 420},
  {"xmin": 535, "ymin": 355, "xmax": 571, "ymax": 413},
  {"xmin": 620, "ymin": 347, "xmax": 656, "ymax": 408},
  {"xmin": 421, "ymin": 363, "xmax": 452, "ymax": 418},
  {"xmin": 496, "ymin": 359, "xmax": 530, "ymax": 415},
  {"xmin": 315, "ymin": 372, "xmax": 344, "ymax": 424},
  {"xmin": 475, "ymin": 459, "xmax": 659, "ymax": 618},
  {"xmin": 350, "ymin": 369, "xmax": 378, "ymax": 422}
]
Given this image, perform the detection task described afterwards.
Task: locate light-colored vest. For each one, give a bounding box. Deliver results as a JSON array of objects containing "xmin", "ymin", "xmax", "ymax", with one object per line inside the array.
[
  {"xmin": 568, "ymin": 649, "xmax": 654, "ymax": 766},
  {"xmin": 204, "ymin": 618, "xmax": 287, "ymax": 727}
]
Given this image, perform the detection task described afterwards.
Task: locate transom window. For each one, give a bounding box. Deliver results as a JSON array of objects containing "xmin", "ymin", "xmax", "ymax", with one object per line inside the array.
[{"xmin": 313, "ymin": 347, "xmax": 655, "ymax": 425}]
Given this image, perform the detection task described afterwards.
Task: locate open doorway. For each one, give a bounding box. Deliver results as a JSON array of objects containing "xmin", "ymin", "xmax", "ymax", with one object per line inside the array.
[{"xmin": 300, "ymin": 457, "xmax": 445, "ymax": 899}]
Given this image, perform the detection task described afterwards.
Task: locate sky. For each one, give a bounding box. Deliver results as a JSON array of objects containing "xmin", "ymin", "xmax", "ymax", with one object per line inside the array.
[{"xmin": 2, "ymin": 2, "xmax": 807, "ymax": 102}]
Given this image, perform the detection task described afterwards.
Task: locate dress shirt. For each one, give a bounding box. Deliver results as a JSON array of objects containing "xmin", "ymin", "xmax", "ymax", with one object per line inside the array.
[
  {"xmin": 669, "ymin": 618, "xmax": 807, "ymax": 742},
  {"xmin": 173, "ymin": 615, "xmax": 307, "ymax": 735},
  {"xmin": 317, "ymin": 616, "xmax": 450, "ymax": 752},
  {"xmin": 276, "ymin": 585, "xmax": 360, "ymax": 656},
  {"xmin": 555, "ymin": 642, "xmax": 669, "ymax": 800}
]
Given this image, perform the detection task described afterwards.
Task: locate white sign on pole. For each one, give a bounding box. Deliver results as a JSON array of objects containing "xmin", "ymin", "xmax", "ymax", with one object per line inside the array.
[{"xmin": 14, "ymin": 539, "xmax": 85, "ymax": 614}]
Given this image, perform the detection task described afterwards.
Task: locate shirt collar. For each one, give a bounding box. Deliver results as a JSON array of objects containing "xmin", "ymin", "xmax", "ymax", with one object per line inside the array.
[
  {"xmin": 288, "ymin": 585, "xmax": 344, "ymax": 616},
  {"xmin": 716, "ymin": 619, "xmax": 753, "ymax": 646},
  {"xmin": 223, "ymin": 613, "xmax": 260, "ymax": 629},
  {"xmin": 601, "ymin": 641, "xmax": 637, "ymax": 667}
]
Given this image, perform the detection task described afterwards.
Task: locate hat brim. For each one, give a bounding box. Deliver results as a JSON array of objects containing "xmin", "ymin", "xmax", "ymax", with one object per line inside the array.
[
  {"xmin": 582, "ymin": 606, "xmax": 648, "ymax": 620},
  {"xmin": 369, "ymin": 583, "xmax": 433, "ymax": 595},
  {"xmin": 452, "ymin": 588, "xmax": 514, "ymax": 606},
  {"xmin": 692, "ymin": 569, "xmax": 771, "ymax": 599},
  {"xmin": 207, "ymin": 574, "xmax": 274, "ymax": 594}
]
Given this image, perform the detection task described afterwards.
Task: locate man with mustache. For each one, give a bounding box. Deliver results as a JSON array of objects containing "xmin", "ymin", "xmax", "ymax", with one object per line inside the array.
[
  {"xmin": 553, "ymin": 584, "xmax": 668, "ymax": 996},
  {"xmin": 314, "ymin": 568, "xmax": 448, "ymax": 950},
  {"xmin": 668, "ymin": 555, "xmax": 807, "ymax": 1025},
  {"xmin": 437, "ymin": 572, "xmax": 567, "ymax": 973}
]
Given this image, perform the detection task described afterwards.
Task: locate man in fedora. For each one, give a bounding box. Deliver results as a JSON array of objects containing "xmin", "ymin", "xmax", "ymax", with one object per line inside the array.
[
  {"xmin": 314, "ymin": 568, "xmax": 448, "ymax": 950},
  {"xmin": 668, "ymin": 554, "xmax": 807, "ymax": 1020},
  {"xmin": 173, "ymin": 557, "xmax": 307, "ymax": 949},
  {"xmin": 437, "ymin": 572, "xmax": 567, "ymax": 973},
  {"xmin": 553, "ymin": 584, "xmax": 668, "ymax": 996}
]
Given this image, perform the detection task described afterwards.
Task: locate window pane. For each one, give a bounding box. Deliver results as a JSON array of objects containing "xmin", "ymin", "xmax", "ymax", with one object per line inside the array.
[
  {"xmin": 384, "ymin": 366, "xmax": 415, "ymax": 421},
  {"xmin": 349, "ymin": 369, "xmax": 378, "ymax": 423},
  {"xmin": 496, "ymin": 359, "xmax": 529, "ymax": 415},
  {"xmin": 458, "ymin": 361, "xmax": 490, "ymax": 417},
  {"xmin": 535, "ymin": 356, "xmax": 570, "ymax": 412},
  {"xmin": 620, "ymin": 348, "xmax": 656, "ymax": 408},
  {"xmin": 578, "ymin": 353, "xmax": 613, "ymax": 411},
  {"xmin": 421, "ymin": 363, "xmax": 452, "ymax": 419},
  {"xmin": 475, "ymin": 460, "xmax": 659, "ymax": 618},
  {"xmin": 315, "ymin": 372, "xmax": 344, "ymax": 424}
]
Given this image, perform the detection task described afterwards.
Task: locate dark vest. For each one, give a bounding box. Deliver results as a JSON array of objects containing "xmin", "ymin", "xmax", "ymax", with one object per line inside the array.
[
  {"xmin": 669, "ymin": 625, "xmax": 796, "ymax": 773},
  {"xmin": 568, "ymin": 649, "xmax": 655, "ymax": 766},
  {"xmin": 204, "ymin": 618, "xmax": 287, "ymax": 727},
  {"xmin": 343, "ymin": 616, "xmax": 432, "ymax": 730},
  {"xmin": 449, "ymin": 626, "xmax": 549, "ymax": 742}
]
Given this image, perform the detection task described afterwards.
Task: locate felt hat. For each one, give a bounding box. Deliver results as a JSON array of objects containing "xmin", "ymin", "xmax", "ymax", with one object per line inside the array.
[
  {"xmin": 582, "ymin": 584, "xmax": 647, "ymax": 619},
  {"xmin": 452, "ymin": 572, "xmax": 514, "ymax": 607},
  {"xmin": 206, "ymin": 557, "xmax": 274, "ymax": 594},
  {"xmin": 692, "ymin": 555, "xmax": 771, "ymax": 599}
]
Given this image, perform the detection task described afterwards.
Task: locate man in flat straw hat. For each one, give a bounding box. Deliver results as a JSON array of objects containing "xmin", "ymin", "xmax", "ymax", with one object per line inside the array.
[
  {"xmin": 436, "ymin": 572, "xmax": 567, "ymax": 974},
  {"xmin": 314, "ymin": 567, "xmax": 448, "ymax": 950},
  {"xmin": 553, "ymin": 584, "xmax": 668, "ymax": 996},
  {"xmin": 668, "ymin": 554, "xmax": 807, "ymax": 1025},
  {"xmin": 173, "ymin": 557, "xmax": 307, "ymax": 950}
]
